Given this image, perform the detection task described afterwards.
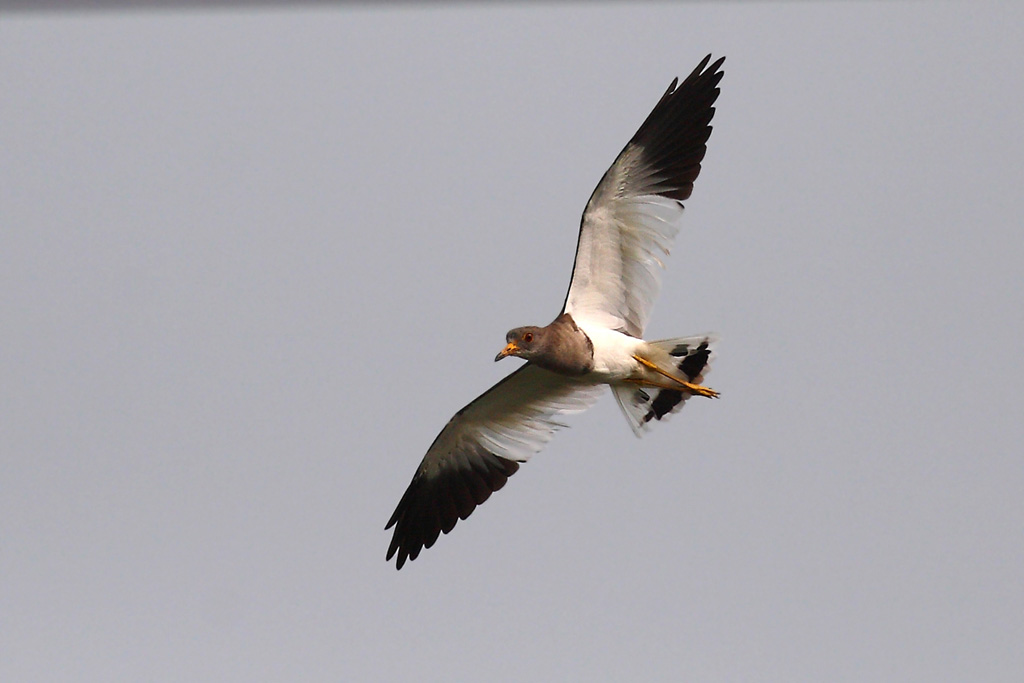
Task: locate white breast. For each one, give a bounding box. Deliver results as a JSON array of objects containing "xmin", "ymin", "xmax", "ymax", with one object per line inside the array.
[{"xmin": 577, "ymin": 324, "xmax": 645, "ymax": 382}]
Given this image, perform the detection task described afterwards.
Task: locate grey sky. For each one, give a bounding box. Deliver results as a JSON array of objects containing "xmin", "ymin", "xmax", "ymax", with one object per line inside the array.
[{"xmin": 2, "ymin": 3, "xmax": 1022, "ymax": 681}]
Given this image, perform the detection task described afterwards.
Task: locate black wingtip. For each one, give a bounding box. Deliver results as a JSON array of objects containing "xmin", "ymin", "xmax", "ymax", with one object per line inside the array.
[
  {"xmin": 672, "ymin": 54, "xmax": 725, "ymax": 92},
  {"xmin": 385, "ymin": 448, "xmax": 521, "ymax": 570},
  {"xmin": 618, "ymin": 54, "xmax": 726, "ymax": 203}
]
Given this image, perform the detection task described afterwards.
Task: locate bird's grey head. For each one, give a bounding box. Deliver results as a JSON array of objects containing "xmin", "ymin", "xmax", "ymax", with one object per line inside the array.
[
  {"xmin": 494, "ymin": 314, "xmax": 594, "ymax": 376},
  {"xmin": 494, "ymin": 326, "xmax": 545, "ymax": 362}
]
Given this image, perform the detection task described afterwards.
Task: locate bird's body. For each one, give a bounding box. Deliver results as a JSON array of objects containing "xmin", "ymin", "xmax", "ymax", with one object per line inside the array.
[
  {"xmin": 386, "ymin": 55, "xmax": 726, "ymax": 569},
  {"xmin": 577, "ymin": 323, "xmax": 647, "ymax": 382}
]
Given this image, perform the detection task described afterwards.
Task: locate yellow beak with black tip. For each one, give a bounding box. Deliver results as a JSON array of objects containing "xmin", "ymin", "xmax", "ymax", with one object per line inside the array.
[{"xmin": 495, "ymin": 341, "xmax": 519, "ymax": 362}]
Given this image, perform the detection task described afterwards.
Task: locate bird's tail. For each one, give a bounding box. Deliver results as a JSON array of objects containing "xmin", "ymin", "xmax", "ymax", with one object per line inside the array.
[{"xmin": 612, "ymin": 335, "xmax": 718, "ymax": 437}]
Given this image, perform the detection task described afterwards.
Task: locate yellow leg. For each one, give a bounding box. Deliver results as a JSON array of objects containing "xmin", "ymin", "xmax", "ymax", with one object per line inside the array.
[
  {"xmin": 631, "ymin": 355, "xmax": 720, "ymax": 399},
  {"xmin": 623, "ymin": 378, "xmax": 698, "ymax": 392}
]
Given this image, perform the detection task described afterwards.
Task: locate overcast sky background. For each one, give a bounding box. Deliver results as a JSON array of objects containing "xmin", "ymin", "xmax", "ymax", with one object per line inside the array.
[{"xmin": 2, "ymin": 3, "xmax": 1022, "ymax": 681}]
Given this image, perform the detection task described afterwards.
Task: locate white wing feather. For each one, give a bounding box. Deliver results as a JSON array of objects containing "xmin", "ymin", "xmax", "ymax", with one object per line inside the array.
[
  {"xmin": 438, "ymin": 365, "xmax": 602, "ymax": 464},
  {"xmin": 565, "ymin": 167, "xmax": 685, "ymax": 335}
]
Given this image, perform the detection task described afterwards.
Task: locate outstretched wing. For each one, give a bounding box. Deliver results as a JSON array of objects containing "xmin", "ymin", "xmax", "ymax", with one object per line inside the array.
[
  {"xmin": 385, "ymin": 365, "xmax": 603, "ymax": 569},
  {"xmin": 562, "ymin": 55, "xmax": 724, "ymax": 337}
]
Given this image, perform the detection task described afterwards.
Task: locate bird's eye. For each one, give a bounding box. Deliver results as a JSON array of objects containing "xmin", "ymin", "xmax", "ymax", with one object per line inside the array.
[{"xmin": 523, "ymin": 332, "xmax": 534, "ymax": 343}]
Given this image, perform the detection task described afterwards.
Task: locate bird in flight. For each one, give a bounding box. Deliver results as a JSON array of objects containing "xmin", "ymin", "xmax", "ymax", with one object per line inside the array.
[{"xmin": 386, "ymin": 55, "xmax": 725, "ymax": 569}]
